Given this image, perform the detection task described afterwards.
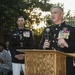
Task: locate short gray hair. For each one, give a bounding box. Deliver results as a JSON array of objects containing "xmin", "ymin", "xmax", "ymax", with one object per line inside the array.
[{"xmin": 51, "ymin": 6, "xmax": 64, "ymax": 12}]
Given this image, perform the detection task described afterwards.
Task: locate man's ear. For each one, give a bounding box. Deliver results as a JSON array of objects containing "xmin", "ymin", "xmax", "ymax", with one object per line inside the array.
[{"xmin": 61, "ymin": 12, "xmax": 64, "ymax": 19}]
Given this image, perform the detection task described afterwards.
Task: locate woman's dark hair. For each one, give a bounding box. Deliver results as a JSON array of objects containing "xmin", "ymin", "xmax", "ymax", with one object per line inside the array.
[{"xmin": 0, "ymin": 43, "xmax": 6, "ymax": 49}]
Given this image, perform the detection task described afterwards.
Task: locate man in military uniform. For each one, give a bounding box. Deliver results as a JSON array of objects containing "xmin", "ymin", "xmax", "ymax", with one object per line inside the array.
[
  {"xmin": 39, "ymin": 6, "xmax": 75, "ymax": 75},
  {"xmin": 9, "ymin": 16, "xmax": 34, "ymax": 75}
]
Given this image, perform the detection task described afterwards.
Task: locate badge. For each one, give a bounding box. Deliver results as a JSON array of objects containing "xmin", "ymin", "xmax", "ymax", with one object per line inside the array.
[{"xmin": 23, "ymin": 31, "xmax": 30, "ymax": 37}]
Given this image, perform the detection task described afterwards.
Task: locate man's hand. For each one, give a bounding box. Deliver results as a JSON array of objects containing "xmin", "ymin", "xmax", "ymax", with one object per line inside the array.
[
  {"xmin": 15, "ymin": 54, "xmax": 25, "ymax": 60},
  {"xmin": 58, "ymin": 38, "xmax": 68, "ymax": 48},
  {"xmin": 43, "ymin": 39, "xmax": 50, "ymax": 49}
]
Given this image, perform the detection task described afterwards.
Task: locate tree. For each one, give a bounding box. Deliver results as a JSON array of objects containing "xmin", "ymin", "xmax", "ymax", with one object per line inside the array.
[
  {"xmin": 3, "ymin": 0, "xmax": 74, "ymax": 48},
  {"xmin": 0, "ymin": 0, "xmax": 53, "ymax": 45},
  {"xmin": 0, "ymin": 0, "xmax": 28, "ymax": 42}
]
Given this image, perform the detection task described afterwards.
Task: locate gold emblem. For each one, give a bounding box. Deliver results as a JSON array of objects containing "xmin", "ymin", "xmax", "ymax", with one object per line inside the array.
[
  {"xmin": 13, "ymin": 33, "xmax": 18, "ymax": 36},
  {"xmin": 20, "ymin": 42, "xmax": 23, "ymax": 47}
]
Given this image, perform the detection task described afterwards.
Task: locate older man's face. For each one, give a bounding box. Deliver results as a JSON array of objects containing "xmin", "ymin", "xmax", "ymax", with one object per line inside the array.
[{"xmin": 51, "ymin": 8, "xmax": 63, "ymax": 24}]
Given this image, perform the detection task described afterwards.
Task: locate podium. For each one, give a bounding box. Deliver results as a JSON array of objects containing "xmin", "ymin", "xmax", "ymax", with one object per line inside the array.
[
  {"xmin": 17, "ymin": 49, "xmax": 75, "ymax": 75},
  {"xmin": 24, "ymin": 50, "xmax": 67, "ymax": 75}
]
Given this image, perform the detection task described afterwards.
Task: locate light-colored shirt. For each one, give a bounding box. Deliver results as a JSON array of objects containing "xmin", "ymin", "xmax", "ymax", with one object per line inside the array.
[{"xmin": 0, "ymin": 50, "xmax": 12, "ymax": 70}]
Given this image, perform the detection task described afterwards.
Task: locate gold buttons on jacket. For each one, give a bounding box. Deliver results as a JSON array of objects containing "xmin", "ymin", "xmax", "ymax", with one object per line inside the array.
[
  {"xmin": 20, "ymin": 31, "xmax": 22, "ymax": 33},
  {"xmin": 54, "ymin": 34, "xmax": 56, "ymax": 37},
  {"xmin": 52, "ymin": 40, "xmax": 55, "ymax": 43},
  {"xmin": 55, "ymin": 28, "xmax": 58, "ymax": 30}
]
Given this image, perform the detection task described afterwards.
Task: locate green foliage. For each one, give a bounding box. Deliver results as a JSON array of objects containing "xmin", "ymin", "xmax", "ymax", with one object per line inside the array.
[
  {"xmin": 1, "ymin": 0, "xmax": 73, "ymax": 47},
  {"xmin": 0, "ymin": 0, "xmax": 28, "ymax": 41}
]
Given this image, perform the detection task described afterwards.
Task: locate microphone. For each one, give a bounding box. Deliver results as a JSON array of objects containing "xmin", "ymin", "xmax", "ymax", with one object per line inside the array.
[{"xmin": 45, "ymin": 28, "xmax": 50, "ymax": 41}]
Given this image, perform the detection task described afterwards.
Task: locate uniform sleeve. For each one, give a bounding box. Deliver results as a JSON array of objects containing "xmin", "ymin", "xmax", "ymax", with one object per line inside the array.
[
  {"xmin": 9, "ymin": 31, "xmax": 19, "ymax": 57},
  {"xmin": 63, "ymin": 27, "xmax": 75, "ymax": 53}
]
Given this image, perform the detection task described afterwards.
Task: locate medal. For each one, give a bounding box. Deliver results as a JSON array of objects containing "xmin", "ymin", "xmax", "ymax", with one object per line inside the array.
[
  {"xmin": 23, "ymin": 31, "xmax": 30, "ymax": 37},
  {"xmin": 58, "ymin": 27, "xmax": 70, "ymax": 39},
  {"xmin": 63, "ymin": 27, "xmax": 70, "ymax": 39}
]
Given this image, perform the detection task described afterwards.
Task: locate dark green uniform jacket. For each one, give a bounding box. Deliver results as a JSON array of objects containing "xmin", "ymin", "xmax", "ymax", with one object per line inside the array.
[
  {"xmin": 9, "ymin": 28, "xmax": 34, "ymax": 63},
  {"xmin": 39, "ymin": 22, "xmax": 75, "ymax": 75}
]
